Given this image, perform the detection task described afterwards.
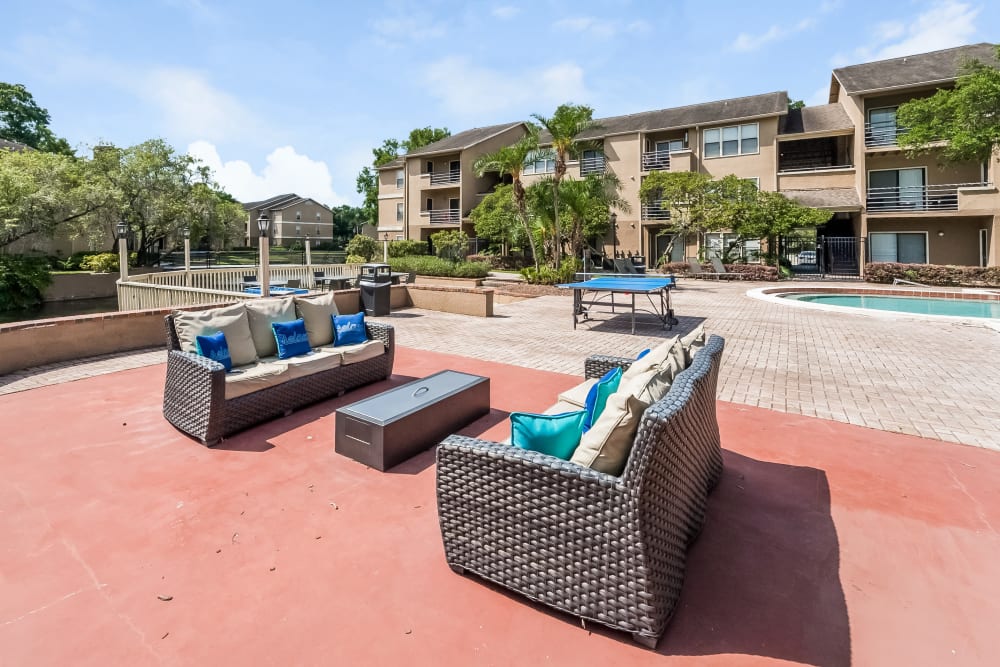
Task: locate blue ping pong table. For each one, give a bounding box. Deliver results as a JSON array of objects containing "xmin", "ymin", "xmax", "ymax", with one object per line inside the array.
[{"xmin": 557, "ymin": 276, "xmax": 678, "ymax": 334}]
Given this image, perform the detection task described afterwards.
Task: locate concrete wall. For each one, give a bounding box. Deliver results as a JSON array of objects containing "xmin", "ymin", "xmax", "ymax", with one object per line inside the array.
[
  {"xmin": 778, "ymin": 168, "xmax": 857, "ymax": 191},
  {"xmin": 43, "ymin": 269, "xmax": 161, "ymax": 302}
]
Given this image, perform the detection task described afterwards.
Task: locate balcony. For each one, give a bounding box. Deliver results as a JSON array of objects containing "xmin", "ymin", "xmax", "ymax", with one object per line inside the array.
[
  {"xmin": 427, "ymin": 169, "xmax": 461, "ymax": 186},
  {"xmin": 866, "ymin": 182, "xmax": 988, "ymax": 213},
  {"xmin": 864, "ymin": 121, "xmax": 904, "ymax": 148},
  {"xmin": 579, "ymin": 155, "xmax": 605, "ymax": 176},
  {"xmin": 641, "ymin": 150, "xmax": 671, "ymax": 171},
  {"xmin": 641, "ymin": 201, "xmax": 671, "ymax": 221},
  {"xmin": 422, "ymin": 209, "xmax": 461, "ymax": 224}
]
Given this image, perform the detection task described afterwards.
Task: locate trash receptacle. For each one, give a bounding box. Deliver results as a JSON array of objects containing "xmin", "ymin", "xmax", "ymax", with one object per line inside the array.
[{"xmin": 359, "ymin": 263, "xmax": 391, "ymax": 316}]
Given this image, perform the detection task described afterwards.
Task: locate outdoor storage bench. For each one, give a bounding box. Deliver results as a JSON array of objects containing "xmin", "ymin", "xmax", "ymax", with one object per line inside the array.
[
  {"xmin": 163, "ymin": 294, "xmax": 394, "ymax": 445},
  {"xmin": 436, "ymin": 333, "xmax": 725, "ymax": 648}
]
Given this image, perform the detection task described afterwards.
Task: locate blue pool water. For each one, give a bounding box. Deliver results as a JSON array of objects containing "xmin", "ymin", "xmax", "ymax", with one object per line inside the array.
[{"xmin": 784, "ymin": 293, "xmax": 1000, "ymax": 318}]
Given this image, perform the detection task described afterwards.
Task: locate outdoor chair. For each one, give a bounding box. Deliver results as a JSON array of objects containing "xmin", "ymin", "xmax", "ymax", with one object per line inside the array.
[
  {"xmin": 686, "ymin": 260, "xmax": 724, "ymax": 279},
  {"xmin": 614, "ymin": 258, "xmax": 642, "ymax": 275},
  {"xmin": 285, "ymin": 278, "xmax": 301, "ymax": 289},
  {"xmin": 709, "ymin": 258, "xmax": 745, "ymax": 280}
]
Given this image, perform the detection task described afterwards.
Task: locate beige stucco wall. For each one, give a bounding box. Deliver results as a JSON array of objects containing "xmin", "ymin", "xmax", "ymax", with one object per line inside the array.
[
  {"xmin": 778, "ymin": 168, "xmax": 857, "ymax": 190},
  {"xmin": 405, "ymin": 285, "xmax": 494, "ymax": 317},
  {"xmin": 865, "ymin": 152, "xmax": 982, "ymax": 187},
  {"xmin": 699, "ymin": 116, "xmax": 780, "ymax": 191},
  {"xmin": 866, "ymin": 216, "xmax": 990, "ymax": 266},
  {"xmin": 379, "ymin": 167, "xmax": 405, "ymax": 191},
  {"xmin": 461, "ymin": 124, "xmax": 527, "ymax": 216}
]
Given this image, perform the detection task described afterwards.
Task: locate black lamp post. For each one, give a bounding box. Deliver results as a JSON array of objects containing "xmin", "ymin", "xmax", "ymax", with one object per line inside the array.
[{"xmin": 610, "ymin": 212, "xmax": 618, "ymax": 262}]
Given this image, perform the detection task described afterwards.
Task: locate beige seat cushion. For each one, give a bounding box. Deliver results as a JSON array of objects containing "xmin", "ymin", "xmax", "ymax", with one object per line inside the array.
[
  {"xmin": 224, "ymin": 359, "xmax": 288, "ymax": 399},
  {"xmin": 570, "ymin": 392, "xmax": 648, "ymax": 476},
  {"xmin": 294, "ymin": 293, "xmax": 340, "ymax": 347},
  {"xmin": 333, "ymin": 339, "xmax": 384, "ymax": 365},
  {"xmin": 556, "ymin": 378, "xmax": 598, "ymax": 408},
  {"xmin": 173, "ymin": 304, "xmax": 258, "ymax": 367},
  {"xmin": 543, "ymin": 400, "xmax": 584, "ymax": 415},
  {"xmin": 245, "ymin": 298, "xmax": 297, "ymax": 358},
  {"xmin": 282, "ymin": 349, "xmax": 343, "ymax": 380}
]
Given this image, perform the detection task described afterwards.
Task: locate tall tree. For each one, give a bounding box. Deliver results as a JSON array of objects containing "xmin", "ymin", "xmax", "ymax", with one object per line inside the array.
[
  {"xmin": 0, "ymin": 83, "xmax": 74, "ymax": 155},
  {"xmin": 331, "ymin": 205, "xmax": 366, "ymax": 247},
  {"xmin": 531, "ymin": 104, "xmax": 598, "ymax": 268},
  {"xmin": 469, "ymin": 184, "xmax": 523, "ymax": 254},
  {"xmin": 639, "ymin": 171, "xmax": 716, "ymax": 259},
  {"xmin": 355, "ymin": 127, "xmax": 450, "ymax": 226},
  {"xmin": 472, "ymin": 127, "xmax": 541, "ymax": 269},
  {"xmin": 896, "ymin": 46, "xmax": 1000, "ymax": 164},
  {"xmin": 556, "ymin": 172, "xmax": 630, "ymax": 259}
]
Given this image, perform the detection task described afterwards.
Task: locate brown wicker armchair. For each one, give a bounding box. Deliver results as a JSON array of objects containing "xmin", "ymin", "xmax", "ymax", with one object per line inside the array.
[{"xmin": 436, "ymin": 335, "xmax": 725, "ymax": 648}]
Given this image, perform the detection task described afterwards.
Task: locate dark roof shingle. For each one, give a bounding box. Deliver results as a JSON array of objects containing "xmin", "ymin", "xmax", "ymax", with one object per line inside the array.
[
  {"xmin": 779, "ymin": 104, "xmax": 854, "ymax": 136},
  {"xmin": 404, "ymin": 122, "xmax": 526, "ymax": 158},
  {"xmin": 0, "ymin": 138, "xmax": 31, "ymax": 152},
  {"xmin": 833, "ymin": 43, "xmax": 998, "ymax": 94}
]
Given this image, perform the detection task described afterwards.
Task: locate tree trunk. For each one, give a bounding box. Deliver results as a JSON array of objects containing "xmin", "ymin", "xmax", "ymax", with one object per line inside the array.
[{"xmin": 513, "ymin": 178, "xmax": 540, "ymax": 271}]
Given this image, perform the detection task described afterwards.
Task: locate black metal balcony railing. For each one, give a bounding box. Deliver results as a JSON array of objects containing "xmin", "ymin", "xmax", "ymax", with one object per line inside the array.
[
  {"xmin": 641, "ymin": 201, "xmax": 671, "ymax": 221},
  {"xmin": 423, "ymin": 209, "xmax": 461, "ymax": 224},
  {"xmin": 866, "ymin": 182, "xmax": 987, "ymax": 212},
  {"xmin": 641, "ymin": 150, "xmax": 671, "ymax": 171},
  {"xmin": 864, "ymin": 121, "xmax": 905, "ymax": 147},
  {"xmin": 579, "ymin": 156, "xmax": 605, "ymax": 176},
  {"xmin": 778, "ymin": 162, "xmax": 854, "ymax": 173},
  {"xmin": 428, "ymin": 169, "xmax": 461, "ymax": 185}
]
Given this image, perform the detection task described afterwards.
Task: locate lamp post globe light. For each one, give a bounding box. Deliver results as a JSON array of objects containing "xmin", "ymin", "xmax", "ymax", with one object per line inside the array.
[
  {"xmin": 183, "ymin": 226, "xmax": 192, "ymax": 285},
  {"xmin": 610, "ymin": 212, "xmax": 618, "ymax": 265},
  {"xmin": 116, "ymin": 221, "xmax": 129, "ymax": 281},
  {"xmin": 257, "ymin": 213, "xmax": 270, "ymax": 297},
  {"xmin": 382, "ymin": 232, "xmax": 390, "ymax": 263}
]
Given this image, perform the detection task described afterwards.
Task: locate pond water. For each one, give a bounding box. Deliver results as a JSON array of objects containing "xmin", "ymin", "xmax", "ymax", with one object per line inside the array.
[{"xmin": 0, "ymin": 297, "xmax": 119, "ymax": 325}]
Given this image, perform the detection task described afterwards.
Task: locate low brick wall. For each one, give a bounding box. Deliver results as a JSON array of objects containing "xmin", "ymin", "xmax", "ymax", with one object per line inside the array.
[
  {"xmin": 405, "ymin": 285, "xmax": 494, "ymax": 317},
  {"xmin": 412, "ymin": 275, "xmax": 485, "ymax": 288},
  {"xmin": 44, "ymin": 269, "xmax": 160, "ymax": 302}
]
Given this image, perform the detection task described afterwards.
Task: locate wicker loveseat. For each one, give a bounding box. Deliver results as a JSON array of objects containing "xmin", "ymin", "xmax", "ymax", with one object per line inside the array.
[
  {"xmin": 163, "ymin": 299, "xmax": 395, "ymax": 446},
  {"xmin": 436, "ymin": 335, "xmax": 725, "ymax": 648}
]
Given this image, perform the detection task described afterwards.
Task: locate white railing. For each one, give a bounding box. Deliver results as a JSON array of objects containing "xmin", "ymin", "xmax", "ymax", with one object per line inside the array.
[
  {"xmin": 579, "ymin": 156, "xmax": 605, "ymax": 176},
  {"xmin": 641, "ymin": 150, "xmax": 671, "ymax": 171},
  {"xmin": 865, "ymin": 121, "xmax": 904, "ymax": 147},
  {"xmin": 866, "ymin": 182, "xmax": 989, "ymax": 213},
  {"xmin": 428, "ymin": 170, "xmax": 461, "ymax": 185},
  {"xmin": 118, "ymin": 263, "xmax": 362, "ymax": 310},
  {"xmin": 641, "ymin": 201, "xmax": 671, "ymax": 221},
  {"xmin": 423, "ymin": 209, "xmax": 461, "ymax": 224}
]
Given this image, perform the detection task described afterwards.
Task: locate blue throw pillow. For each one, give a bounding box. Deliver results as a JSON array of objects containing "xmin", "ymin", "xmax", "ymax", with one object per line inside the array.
[
  {"xmin": 510, "ymin": 410, "xmax": 586, "ymax": 460},
  {"xmin": 332, "ymin": 312, "xmax": 368, "ymax": 347},
  {"xmin": 195, "ymin": 331, "xmax": 232, "ymax": 371},
  {"xmin": 636, "ymin": 348, "xmax": 651, "ymax": 360},
  {"xmin": 272, "ymin": 319, "xmax": 312, "ymax": 359},
  {"xmin": 582, "ymin": 366, "xmax": 623, "ymax": 431}
]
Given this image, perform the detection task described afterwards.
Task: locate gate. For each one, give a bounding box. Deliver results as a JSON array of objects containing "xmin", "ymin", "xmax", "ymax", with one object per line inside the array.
[{"xmin": 778, "ymin": 236, "xmax": 863, "ymax": 278}]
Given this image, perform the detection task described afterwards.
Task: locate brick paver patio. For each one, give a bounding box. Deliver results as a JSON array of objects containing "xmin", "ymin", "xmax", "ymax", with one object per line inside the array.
[{"xmin": 3, "ymin": 280, "xmax": 998, "ymax": 449}]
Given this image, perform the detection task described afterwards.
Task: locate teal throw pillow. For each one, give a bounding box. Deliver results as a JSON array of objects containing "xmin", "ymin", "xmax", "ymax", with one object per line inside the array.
[
  {"xmin": 333, "ymin": 312, "xmax": 368, "ymax": 347},
  {"xmin": 195, "ymin": 331, "xmax": 232, "ymax": 371},
  {"xmin": 510, "ymin": 410, "xmax": 587, "ymax": 460},
  {"xmin": 272, "ymin": 319, "xmax": 312, "ymax": 359},
  {"xmin": 582, "ymin": 366, "xmax": 622, "ymax": 432}
]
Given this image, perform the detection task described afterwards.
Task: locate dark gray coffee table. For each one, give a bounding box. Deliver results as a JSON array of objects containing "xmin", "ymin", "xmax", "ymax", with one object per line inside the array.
[{"xmin": 335, "ymin": 370, "xmax": 490, "ymax": 471}]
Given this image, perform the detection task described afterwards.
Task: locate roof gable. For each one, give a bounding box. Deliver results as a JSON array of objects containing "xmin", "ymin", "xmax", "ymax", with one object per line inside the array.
[
  {"xmin": 833, "ymin": 43, "xmax": 998, "ymax": 95},
  {"xmin": 404, "ymin": 122, "xmax": 527, "ymax": 158},
  {"xmin": 778, "ymin": 104, "xmax": 854, "ymax": 136}
]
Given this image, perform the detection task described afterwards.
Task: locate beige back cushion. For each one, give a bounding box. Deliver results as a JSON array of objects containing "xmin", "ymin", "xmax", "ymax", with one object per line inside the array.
[
  {"xmin": 680, "ymin": 325, "xmax": 706, "ymax": 366},
  {"xmin": 570, "ymin": 392, "xmax": 648, "ymax": 476},
  {"xmin": 244, "ymin": 298, "xmax": 297, "ymax": 358},
  {"xmin": 621, "ymin": 335, "xmax": 682, "ymax": 382},
  {"xmin": 173, "ymin": 304, "xmax": 258, "ymax": 367},
  {"xmin": 619, "ymin": 353, "xmax": 680, "ymax": 405},
  {"xmin": 294, "ymin": 293, "xmax": 340, "ymax": 347}
]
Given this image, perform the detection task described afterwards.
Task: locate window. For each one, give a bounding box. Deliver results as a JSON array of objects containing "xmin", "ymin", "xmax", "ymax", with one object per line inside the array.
[
  {"xmin": 295, "ymin": 211, "xmax": 301, "ymax": 221},
  {"xmin": 868, "ymin": 168, "xmax": 925, "ymax": 210},
  {"xmin": 315, "ymin": 226, "xmax": 320, "ymax": 235},
  {"xmin": 745, "ymin": 176, "xmax": 760, "ymax": 189},
  {"xmin": 396, "ymin": 169, "xmax": 404, "ymax": 188},
  {"xmin": 866, "ymin": 107, "xmax": 899, "ymax": 146},
  {"xmin": 396, "ymin": 203, "xmax": 404, "ymax": 222},
  {"xmin": 704, "ymin": 123, "xmax": 758, "ymax": 158},
  {"xmin": 581, "ymin": 149, "xmax": 604, "ymax": 175},
  {"xmin": 704, "ymin": 233, "xmax": 759, "ymax": 263},
  {"xmin": 980, "ymin": 228, "xmax": 989, "ymax": 267},
  {"xmin": 426, "ymin": 161, "xmax": 433, "ymax": 174},
  {"xmin": 523, "ymin": 148, "xmax": 556, "ymax": 174},
  {"xmin": 869, "ymin": 232, "xmax": 928, "ymax": 263},
  {"xmin": 295, "ymin": 225, "xmax": 301, "ymax": 236}
]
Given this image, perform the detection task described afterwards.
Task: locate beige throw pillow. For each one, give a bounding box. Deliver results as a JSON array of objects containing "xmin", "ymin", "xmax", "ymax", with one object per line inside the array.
[
  {"xmin": 680, "ymin": 325, "xmax": 707, "ymax": 366},
  {"xmin": 173, "ymin": 304, "xmax": 258, "ymax": 367},
  {"xmin": 570, "ymin": 392, "xmax": 648, "ymax": 476},
  {"xmin": 244, "ymin": 298, "xmax": 297, "ymax": 358},
  {"xmin": 294, "ymin": 293, "xmax": 340, "ymax": 347}
]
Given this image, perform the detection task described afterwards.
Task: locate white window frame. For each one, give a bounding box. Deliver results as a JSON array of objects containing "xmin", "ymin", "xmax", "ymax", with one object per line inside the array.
[
  {"xmin": 523, "ymin": 148, "xmax": 556, "ymax": 175},
  {"xmin": 868, "ymin": 231, "xmax": 929, "ymax": 264},
  {"xmin": 744, "ymin": 176, "xmax": 760, "ymax": 189},
  {"xmin": 396, "ymin": 169, "xmax": 404, "ymax": 189},
  {"xmin": 703, "ymin": 123, "xmax": 759, "ymax": 159}
]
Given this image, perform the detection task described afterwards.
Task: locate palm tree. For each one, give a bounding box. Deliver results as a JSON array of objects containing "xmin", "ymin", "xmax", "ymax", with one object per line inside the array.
[
  {"xmin": 559, "ymin": 172, "xmax": 631, "ymax": 261},
  {"xmin": 531, "ymin": 104, "xmax": 598, "ymax": 268},
  {"xmin": 472, "ymin": 127, "xmax": 541, "ymax": 270}
]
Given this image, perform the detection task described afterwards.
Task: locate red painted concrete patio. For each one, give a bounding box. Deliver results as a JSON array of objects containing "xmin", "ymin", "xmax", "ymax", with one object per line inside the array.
[{"xmin": 2, "ymin": 346, "xmax": 999, "ymax": 666}]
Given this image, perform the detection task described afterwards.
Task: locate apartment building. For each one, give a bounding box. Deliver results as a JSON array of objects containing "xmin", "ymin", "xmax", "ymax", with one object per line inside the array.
[
  {"xmin": 243, "ymin": 194, "xmax": 335, "ymax": 248},
  {"xmin": 377, "ymin": 43, "xmax": 999, "ymax": 271}
]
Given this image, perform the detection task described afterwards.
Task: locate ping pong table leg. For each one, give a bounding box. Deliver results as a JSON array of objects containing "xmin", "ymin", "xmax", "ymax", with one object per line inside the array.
[
  {"xmin": 631, "ymin": 292, "xmax": 636, "ymax": 334},
  {"xmin": 573, "ymin": 289, "xmax": 580, "ymax": 329}
]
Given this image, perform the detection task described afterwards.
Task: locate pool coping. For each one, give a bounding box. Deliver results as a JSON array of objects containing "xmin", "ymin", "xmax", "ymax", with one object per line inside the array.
[{"xmin": 747, "ymin": 285, "xmax": 1000, "ymax": 332}]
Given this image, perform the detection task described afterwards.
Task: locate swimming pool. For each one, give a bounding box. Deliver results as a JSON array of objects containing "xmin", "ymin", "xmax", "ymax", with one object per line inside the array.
[{"xmin": 783, "ymin": 293, "xmax": 1000, "ymax": 318}]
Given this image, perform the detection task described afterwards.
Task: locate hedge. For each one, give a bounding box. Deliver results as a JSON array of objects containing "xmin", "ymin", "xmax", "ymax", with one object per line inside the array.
[
  {"xmin": 388, "ymin": 255, "xmax": 490, "ymax": 278},
  {"xmin": 865, "ymin": 262, "xmax": 1000, "ymax": 287},
  {"xmin": 659, "ymin": 261, "xmax": 780, "ymax": 281},
  {"xmin": 467, "ymin": 254, "xmax": 532, "ymax": 270}
]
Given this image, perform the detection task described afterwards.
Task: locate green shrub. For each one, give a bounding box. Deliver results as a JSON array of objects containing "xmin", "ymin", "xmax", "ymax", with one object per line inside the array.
[
  {"xmin": 388, "ymin": 239, "xmax": 428, "ymax": 258},
  {"xmin": 388, "ymin": 255, "xmax": 489, "ymax": 278},
  {"xmin": 520, "ymin": 258, "xmax": 580, "ymax": 285},
  {"xmin": 79, "ymin": 253, "xmax": 120, "ymax": 273},
  {"xmin": 0, "ymin": 255, "xmax": 53, "ymax": 310},
  {"xmin": 430, "ymin": 229, "xmax": 468, "ymax": 262},
  {"xmin": 467, "ymin": 254, "xmax": 530, "ymax": 270},
  {"xmin": 345, "ymin": 254, "xmax": 368, "ymax": 265},
  {"xmin": 345, "ymin": 234, "xmax": 379, "ymax": 261}
]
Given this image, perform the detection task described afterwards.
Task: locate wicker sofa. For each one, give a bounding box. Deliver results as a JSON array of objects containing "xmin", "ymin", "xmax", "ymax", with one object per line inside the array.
[
  {"xmin": 436, "ymin": 335, "xmax": 725, "ymax": 648},
  {"xmin": 163, "ymin": 300, "xmax": 395, "ymax": 446}
]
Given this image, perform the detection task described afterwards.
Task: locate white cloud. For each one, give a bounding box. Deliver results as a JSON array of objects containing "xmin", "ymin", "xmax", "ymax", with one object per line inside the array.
[
  {"xmin": 189, "ymin": 141, "xmax": 346, "ymax": 206},
  {"xmin": 553, "ymin": 16, "xmax": 650, "ymax": 39},
  {"xmin": 372, "ymin": 11, "xmax": 446, "ymax": 47},
  {"xmin": 731, "ymin": 17, "xmax": 815, "ymax": 52},
  {"xmin": 423, "ymin": 58, "xmax": 589, "ymax": 116},
  {"xmin": 853, "ymin": 0, "xmax": 980, "ymax": 61},
  {"xmin": 491, "ymin": 6, "xmax": 520, "ymax": 19},
  {"xmin": 138, "ymin": 68, "xmax": 260, "ymax": 143}
]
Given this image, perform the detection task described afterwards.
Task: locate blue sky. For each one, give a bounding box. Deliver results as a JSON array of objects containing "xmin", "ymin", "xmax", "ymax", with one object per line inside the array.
[{"xmin": 2, "ymin": 0, "xmax": 997, "ymax": 206}]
